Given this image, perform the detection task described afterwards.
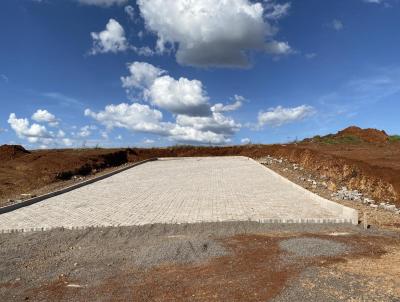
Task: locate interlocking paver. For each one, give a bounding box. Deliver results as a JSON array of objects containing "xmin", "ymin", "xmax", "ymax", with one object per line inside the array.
[{"xmin": 0, "ymin": 156, "xmax": 357, "ymax": 232}]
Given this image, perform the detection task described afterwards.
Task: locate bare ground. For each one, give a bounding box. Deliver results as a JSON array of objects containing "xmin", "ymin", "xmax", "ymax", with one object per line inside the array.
[{"xmin": 1, "ymin": 222, "xmax": 399, "ymax": 301}]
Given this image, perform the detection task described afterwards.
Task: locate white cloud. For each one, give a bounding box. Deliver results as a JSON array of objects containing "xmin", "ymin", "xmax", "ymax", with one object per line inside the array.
[
  {"xmin": 85, "ymin": 102, "xmax": 241, "ymax": 145},
  {"xmin": 121, "ymin": 62, "xmax": 165, "ymax": 90},
  {"xmin": 31, "ymin": 109, "xmax": 58, "ymax": 126},
  {"xmin": 176, "ymin": 112, "xmax": 240, "ymax": 136},
  {"xmin": 137, "ymin": 0, "xmax": 292, "ymax": 67},
  {"xmin": 258, "ymin": 105, "xmax": 315, "ymax": 127},
  {"xmin": 84, "ymin": 103, "xmax": 167, "ymax": 135},
  {"xmin": 122, "ymin": 62, "xmax": 211, "ymax": 116},
  {"xmin": 90, "ymin": 19, "xmax": 128, "ymax": 55},
  {"xmin": 264, "ymin": 40, "xmax": 293, "ymax": 55},
  {"xmin": 77, "ymin": 0, "xmax": 128, "ymax": 7},
  {"xmin": 78, "ymin": 125, "xmax": 97, "ymax": 138},
  {"xmin": 133, "ymin": 46, "xmax": 155, "ymax": 57},
  {"xmin": 264, "ymin": 2, "xmax": 291, "ymax": 20},
  {"xmin": 305, "ymin": 53, "xmax": 317, "ymax": 59},
  {"xmin": 8, "ymin": 113, "xmax": 51, "ymax": 141},
  {"xmin": 212, "ymin": 95, "xmax": 244, "ymax": 112},
  {"xmin": 143, "ymin": 138, "xmax": 155, "ymax": 144},
  {"xmin": 8, "ymin": 113, "xmax": 74, "ymax": 147},
  {"xmin": 124, "ymin": 5, "xmax": 135, "ymax": 20},
  {"xmin": 331, "ymin": 19, "xmax": 344, "ymax": 31},
  {"xmin": 147, "ymin": 76, "xmax": 211, "ymax": 116},
  {"xmin": 241, "ymin": 138, "xmax": 251, "ymax": 144},
  {"xmin": 87, "ymin": 62, "xmax": 242, "ymax": 145}
]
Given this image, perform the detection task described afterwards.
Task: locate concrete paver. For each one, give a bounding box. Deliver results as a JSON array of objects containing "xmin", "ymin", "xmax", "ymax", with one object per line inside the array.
[{"xmin": 0, "ymin": 157, "xmax": 357, "ymax": 232}]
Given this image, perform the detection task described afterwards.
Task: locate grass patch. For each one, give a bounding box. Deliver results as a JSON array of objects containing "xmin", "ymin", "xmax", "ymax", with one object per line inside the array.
[
  {"xmin": 389, "ymin": 135, "xmax": 400, "ymax": 142},
  {"xmin": 311, "ymin": 134, "xmax": 363, "ymax": 145}
]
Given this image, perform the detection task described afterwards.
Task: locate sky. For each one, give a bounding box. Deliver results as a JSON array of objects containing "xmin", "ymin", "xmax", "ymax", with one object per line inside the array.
[{"xmin": 0, "ymin": 0, "xmax": 399, "ymax": 149}]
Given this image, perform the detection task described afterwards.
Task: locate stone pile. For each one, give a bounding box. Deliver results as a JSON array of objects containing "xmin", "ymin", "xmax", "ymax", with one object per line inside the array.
[{"xmin": 332, "ymin": 187, "xmax": 400, "ymax": 215}]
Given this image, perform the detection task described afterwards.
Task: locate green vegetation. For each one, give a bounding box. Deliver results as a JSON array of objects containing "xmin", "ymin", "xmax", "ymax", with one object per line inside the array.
[
  {"xmin": 389, "ymin": 135, "xmax": 400, "ymax": 142},
  {"xmin": 311, "ymin": 134, "xmax": 363, "ymax": 145}
]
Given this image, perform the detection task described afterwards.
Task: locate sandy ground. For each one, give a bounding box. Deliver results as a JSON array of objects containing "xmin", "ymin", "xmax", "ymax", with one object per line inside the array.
[{"xmin": 1, "ymin": 222, "xmax": 399, "ymax": 301}]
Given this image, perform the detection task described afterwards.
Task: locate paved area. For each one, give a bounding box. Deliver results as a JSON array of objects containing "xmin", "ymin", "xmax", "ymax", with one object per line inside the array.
[{"xmin": 0, "ymin": 157, "xmax": 356, "ymax": 232}]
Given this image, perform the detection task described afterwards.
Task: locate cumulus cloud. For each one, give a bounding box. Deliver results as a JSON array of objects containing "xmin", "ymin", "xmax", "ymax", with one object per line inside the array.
[
  {"xmin": 78, "ymin": 125, "xmax": 97, "ymax": 138},
  {"xmin": 77, "ymin": 0, "xmax": 128, "ymax": 6},
  {"xmin": 122, "ymin": 62, "xmax": 211, "ymax": 116},
  {"xmin": 121, "ymin": 62, "xmax": 165, "ymax": 90},
  {"xmin": 86, "ymin": 61, "xmax": 243, "ymax": 144},
  {"xmin": 8, "ymin": 113, "xmax": 73, "ymax": 147},
  {"xmin": 32, "ymin": 109, "xmax": 59, "ymax": 126},
  {"xmin": 147, "ymin": 76, "xmax": 211, "ymax": 116},
  {"xmin": 258, "ymin": 105, "xmax": 315, "ymax": 127},
  {"xmin": 8, "ymin": 113, "xmax": 51, "ymax": 141},
  {"xmin": 90, "ymin": 19, "xmax": 128, "ymax": 55},
  {"xmin": 84, "ymin": 103, "xmax": 167, "ymax": 135},
  {"xmin": 264, "ymin": 41, "xmax": 293, "ymax": 55},
  {"xmin": 137, "ymin": 0, "xmax": 292, "ymax": 67},
  {"xmin": 86, "ymin": 101, "xmax": 241, "ymax": 144}
]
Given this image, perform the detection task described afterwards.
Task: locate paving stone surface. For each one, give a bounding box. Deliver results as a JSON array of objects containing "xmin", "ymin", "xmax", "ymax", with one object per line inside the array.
[{"xmin": 0, "ymin": 157, "xmax": 355, "ymax": 231}]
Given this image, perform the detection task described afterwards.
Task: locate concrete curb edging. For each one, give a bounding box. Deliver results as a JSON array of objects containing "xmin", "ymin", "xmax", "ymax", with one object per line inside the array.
[
  {"xmin": 0, "ymin": 158, "xmax": 158, "ymax": 215},
  {"xmin": 0, "ymin": 219, "xmax": 355, "ymax": 234},
  {"xmin": 248, "ymin": 157, "xmax": 359, "ymax": 225}
]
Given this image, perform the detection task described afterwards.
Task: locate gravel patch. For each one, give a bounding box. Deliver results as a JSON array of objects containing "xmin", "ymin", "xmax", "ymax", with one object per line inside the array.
[
  {"xmin": 132, "ymin": 238, "xmax": 227, "ymax": 269},
  {"xmin": 279, "ymin": 237, "xmax": 349, "ymax": 257}
]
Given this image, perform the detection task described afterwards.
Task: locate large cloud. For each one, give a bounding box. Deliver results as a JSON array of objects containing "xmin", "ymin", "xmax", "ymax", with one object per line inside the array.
[
  {"xmin": 137, "ymin": 0, "xmax": 292, "ymax": 67},
  {"xmin": 86, "ymin": 61, "xmax": 242, "ymax": 144},
  {"xmin": 258, "ymin": 105, "xmax": 315, "ymax": 127},
  {"xmin": 90, "ymin": 19, "xmax": 128, "ymax": 55},
  {"xmin": 122, "ymin": 62, "xmax": 211, "ymax": 116},
  {"xmin": 85, "ymin": 102, "xmax": 240, "ymax": 145}
]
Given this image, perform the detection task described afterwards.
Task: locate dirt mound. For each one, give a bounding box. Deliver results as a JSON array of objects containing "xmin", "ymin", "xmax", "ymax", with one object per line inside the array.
[
  {"xmin": 0, "ymin": 145, "xmax": 30, "ymax": 161},
  {"xmin": 337, "ymin": 126, "xmax": 389, "ymax": 143}
]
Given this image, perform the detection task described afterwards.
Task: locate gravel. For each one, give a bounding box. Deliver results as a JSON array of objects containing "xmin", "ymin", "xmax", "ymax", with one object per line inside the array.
[{"xmin": 279, "ymin": 237, "xmax": 349, "ymax": 257}]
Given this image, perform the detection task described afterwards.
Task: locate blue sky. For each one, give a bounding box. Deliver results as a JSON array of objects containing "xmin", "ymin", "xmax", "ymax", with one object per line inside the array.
[{"xmin": 0, "ymin": 0, "xmax": 399, "ymax": 149}]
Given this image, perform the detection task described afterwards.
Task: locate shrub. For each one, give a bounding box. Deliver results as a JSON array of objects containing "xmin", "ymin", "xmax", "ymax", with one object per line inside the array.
[
  {"xmin": 56, "ymin": 171, "xmax": 74, "ymax": 180},
  {"xmin": 75, "ymin": 164, "xmax": 92, "ymax": 176},
  {"xmin": 102, "ymin": 151, "xmax": 128, "ymax": 167}
]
